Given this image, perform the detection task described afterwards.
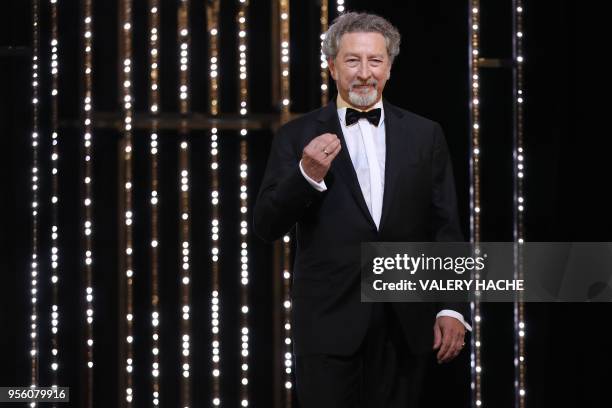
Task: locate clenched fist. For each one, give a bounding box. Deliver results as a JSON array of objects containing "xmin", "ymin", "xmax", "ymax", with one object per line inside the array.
[{"xmin": 301, "ymin": 133, "xmax": 341, "ymax": 182}]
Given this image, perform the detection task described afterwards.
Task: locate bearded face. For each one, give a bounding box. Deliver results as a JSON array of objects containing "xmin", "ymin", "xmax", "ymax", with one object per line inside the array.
[{"xmin": 329, "ymin": 32, "xmax": 391, "ymax": 110}]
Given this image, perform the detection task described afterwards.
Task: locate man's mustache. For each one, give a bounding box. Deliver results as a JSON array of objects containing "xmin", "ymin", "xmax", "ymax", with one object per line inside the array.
[{"xmin": 349, "ymin": 80, "xmax": 377, "ymax": 89}]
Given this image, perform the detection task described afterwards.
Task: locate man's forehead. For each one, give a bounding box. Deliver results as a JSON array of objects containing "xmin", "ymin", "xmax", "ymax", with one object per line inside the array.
[
  {"xmin": 339, "ymin": 31, "xmax": 386, "ymax": 41},
  {"xmin": 337, "ymin": 32, "xmax": 387, "ymax": 52}
]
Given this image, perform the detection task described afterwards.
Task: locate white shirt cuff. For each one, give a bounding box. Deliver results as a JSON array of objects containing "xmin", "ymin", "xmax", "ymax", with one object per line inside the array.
[
  {"xmin": 437, "ymin": 309, "xmax": 472, "ymax": 332},
  {"xmin": 299, "ymin": 160, "xmax": 327, "ymax": 192}
]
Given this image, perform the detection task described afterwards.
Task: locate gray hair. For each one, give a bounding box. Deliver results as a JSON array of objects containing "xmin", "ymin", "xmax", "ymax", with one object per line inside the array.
[{"xmin": 322, "ymin": 12, "xmax": 401, "ymax": 64}]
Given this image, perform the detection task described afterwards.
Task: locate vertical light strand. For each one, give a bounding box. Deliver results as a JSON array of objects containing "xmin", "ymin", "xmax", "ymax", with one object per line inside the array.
[
  {"xmin": 237, "ymin": 1, "xmax": 250, "ymax": 407},
  {"xmin": 278, "ymin": 0, "xmax": 293, "ymax": 404},
  {"xmin": 281, "ymin": 235, "xmax": 292, "ymax": 405},
  {"xmin": 336, "ymin": 0, "xmax": 345, "ymax": 14},
  {"xmin": 468, "ymin": 2, "xmax": 482, "ymax": 408},
  {"xmin": 30, "ymin": 0, "xmax": 40, "ymax": 400},
  {"xmin": 206, "ymin": 1, "xmax": 221, "ymax": 406},
  {"xmin": 319, "ymin": 0, "xmax": 329, "ymax": 106},
  {"xmin": 279, "ymin": 0, "xmax": 290, "ymax": 122},
  {"xmin": 148, "ymin": 1, "xmax": 161, "ymax": 406},
  {"xmin": 512, "ymin": 1, "xmax": 526, "ymax": 407},
  {"xmin": 119, "ymin": 0, "xmax": 135, "ymax": 405},
  {"xmin": 177, "ymin": 1, "xmax": 192, "ymax": 406},
  {"xmin": 81, "ymin": 0, "xmax": 95, "ymax": 406},
  {"xmin": 50, "ymin": 0, "xmax": 59, "ymax": 398},
  {"xmin": 49, "ymin": 0, "xmax": 61, "ymax": 398}
]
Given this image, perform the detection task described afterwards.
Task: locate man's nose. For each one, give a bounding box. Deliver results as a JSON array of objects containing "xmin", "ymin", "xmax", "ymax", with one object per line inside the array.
[{"xmin": 357, "ymin": 62, "xmax": 371, "ymax": 80}]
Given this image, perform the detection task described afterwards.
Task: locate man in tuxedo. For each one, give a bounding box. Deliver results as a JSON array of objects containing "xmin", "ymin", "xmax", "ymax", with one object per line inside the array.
[{"xmin": 254, "ymin": 12, "xmax": 470, "ymax": 408}]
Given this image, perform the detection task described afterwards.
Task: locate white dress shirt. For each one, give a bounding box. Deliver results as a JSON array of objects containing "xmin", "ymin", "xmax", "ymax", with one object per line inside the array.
[{"xmin": 298, "ymin": 96, "xmax": 471, "ymax": 331}]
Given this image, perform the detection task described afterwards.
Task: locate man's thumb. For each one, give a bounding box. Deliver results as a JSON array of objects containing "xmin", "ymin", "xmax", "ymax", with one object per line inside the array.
[{"xmin": 433, "ymin": 323, "xmax": 441, "ymax": 350}]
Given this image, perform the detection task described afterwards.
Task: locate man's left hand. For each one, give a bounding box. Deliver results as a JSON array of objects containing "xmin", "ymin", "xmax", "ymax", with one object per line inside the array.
[{"xmin": 433, "ymin": 316, "xmax": 466, "ymax": 364}]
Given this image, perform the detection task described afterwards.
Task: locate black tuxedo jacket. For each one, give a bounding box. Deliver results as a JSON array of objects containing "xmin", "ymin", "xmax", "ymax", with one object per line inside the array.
[{"xmin": 254, "ymin": 100, "xmax": 468, "ymax": 356}]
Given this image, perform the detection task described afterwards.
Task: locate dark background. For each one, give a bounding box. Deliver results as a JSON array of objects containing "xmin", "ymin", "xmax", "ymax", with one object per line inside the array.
[{"xmin": 1, "ymin": 0, "xmax": 611, "ymax": 407}]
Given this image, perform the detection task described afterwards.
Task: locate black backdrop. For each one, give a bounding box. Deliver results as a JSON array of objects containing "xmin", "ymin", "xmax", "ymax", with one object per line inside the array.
[{"xmin": 2, "ymin": 0, "xmax": 611, "ymax": 407}]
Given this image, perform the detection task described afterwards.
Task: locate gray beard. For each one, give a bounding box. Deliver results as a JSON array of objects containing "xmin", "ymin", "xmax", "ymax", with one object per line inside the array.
[{"xmin": 348, "ymin": 89, "xmax": 378, "ymax": 108}]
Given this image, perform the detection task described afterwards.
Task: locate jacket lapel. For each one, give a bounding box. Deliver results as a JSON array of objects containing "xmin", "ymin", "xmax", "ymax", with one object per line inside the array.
[
  {"xmin": 379, "ymin": 100, "xmax": 408, "ymax": 233},
  {"xmin": 316, "ymin": 101, "xmax": 377, "ymax": 229}
]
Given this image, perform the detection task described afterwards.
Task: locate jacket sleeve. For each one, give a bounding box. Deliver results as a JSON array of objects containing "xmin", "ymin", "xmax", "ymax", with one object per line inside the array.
[
  {"xmin": 431, "ymin": 123, "xmax": 464, "ymax": 242},
  {"xmin": 430, "ymin": 123, "xmax": 471, "ymax": 323},
  {"xmin": 253, "ymin": 124, "xmax": 324, "ymax": 242}
]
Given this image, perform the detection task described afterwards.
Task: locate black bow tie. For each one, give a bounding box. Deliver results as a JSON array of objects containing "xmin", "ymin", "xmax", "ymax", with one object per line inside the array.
[{"xmin": 345, "ymin": 107, "xmax": 382, "ymax": 127}]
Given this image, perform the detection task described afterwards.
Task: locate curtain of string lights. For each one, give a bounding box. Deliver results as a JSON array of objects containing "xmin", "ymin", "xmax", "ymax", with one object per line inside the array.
[
  {"xmin": 24, "ymin": 0, "xmax": 532, "ymax": 407},
  {"xmin": 28, "ymin": 0, "xmax": 346, "ymax": 406},
  {"xmin": 469, "ymin": 2, "xmax": 529, "ymax": 408}
]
